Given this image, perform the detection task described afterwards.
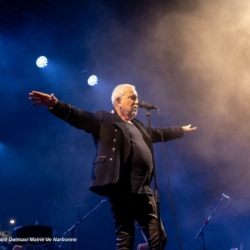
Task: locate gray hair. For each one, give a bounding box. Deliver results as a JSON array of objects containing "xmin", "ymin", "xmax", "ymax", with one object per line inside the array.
[{"xmin": 111, "ymin": 84, "xmax": 136, "ymax": 106}]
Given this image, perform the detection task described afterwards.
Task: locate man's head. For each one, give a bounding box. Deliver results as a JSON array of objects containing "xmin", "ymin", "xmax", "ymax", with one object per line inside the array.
[{"xmin": 111, "ymin": 84, "xmax": 138, "ymax": 122}]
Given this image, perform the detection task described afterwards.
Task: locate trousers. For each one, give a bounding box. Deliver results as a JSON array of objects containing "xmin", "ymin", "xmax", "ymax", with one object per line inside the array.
[{"xmin": 109, "ymin": 193, "xmax": 167, "ymax": 250}]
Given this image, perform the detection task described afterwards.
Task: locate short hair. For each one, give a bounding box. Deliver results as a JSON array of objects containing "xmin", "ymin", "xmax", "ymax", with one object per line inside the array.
[{"xmin": 111, "ymin": 84, "xmax": 136, "ymax": 106}]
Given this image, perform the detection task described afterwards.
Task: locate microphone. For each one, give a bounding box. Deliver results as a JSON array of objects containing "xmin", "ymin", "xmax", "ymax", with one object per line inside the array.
[
  {"xmin": 222, "ymin": 193, "xmax": 230, "ymax": 199},
  {"xmin": 137, "ymin": 101, "xmax": 157, "ymax": 110}
]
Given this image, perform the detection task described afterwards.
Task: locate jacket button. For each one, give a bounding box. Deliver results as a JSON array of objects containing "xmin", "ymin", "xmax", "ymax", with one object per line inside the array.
[
  {"xmin": 115, "ymin": 129, "xmax": 118, "ymax": 133},
  {"xmin": 109, "ymin": 158, "xmax": 113, "ymax": 161},
  {"xmin": 112, "ymin": 148, "xmax": 115, "ymax": 152},
  {"xmin": 113, "ymin": 139, "xmax": 116, "ymax": 142}
]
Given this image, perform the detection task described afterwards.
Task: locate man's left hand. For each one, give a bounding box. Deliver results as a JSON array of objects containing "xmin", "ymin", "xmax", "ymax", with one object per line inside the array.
[{"xmin": 182, "ymin": 124, "xmax": 197, "ymax": 132}]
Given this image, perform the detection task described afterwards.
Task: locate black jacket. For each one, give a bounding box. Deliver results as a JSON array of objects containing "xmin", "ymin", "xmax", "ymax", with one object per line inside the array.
[{"xmin": 49, "ymin": 101, "xmax": 184, "ymax": 197}]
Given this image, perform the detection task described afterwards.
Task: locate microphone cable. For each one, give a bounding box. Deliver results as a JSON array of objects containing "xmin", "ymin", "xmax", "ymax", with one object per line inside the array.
[{"xmin": 156, "ymin": 107, "xmax": 183, "ymax": 250}]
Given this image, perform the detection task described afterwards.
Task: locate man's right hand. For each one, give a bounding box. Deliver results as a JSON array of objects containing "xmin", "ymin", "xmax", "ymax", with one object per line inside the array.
[{"xmin": 29, "ymin": 91, "xmax": 58, "ymax": 107}]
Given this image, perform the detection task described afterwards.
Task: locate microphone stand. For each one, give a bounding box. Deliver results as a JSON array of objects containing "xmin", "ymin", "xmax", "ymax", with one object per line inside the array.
[
  {"xmin": 74, "ymin": 204, "xmax": 85, "ymax": 250},
  {"xmin": 62, "ymin": 200, "xmax": 106, "ymax": 250},
  {"xmin": 194, "ymin": 196, "xmax": 226, "ymax": 250},
  {"xmin": 145, "ymin": 108, "xmax": 163, "ymax": 250}
]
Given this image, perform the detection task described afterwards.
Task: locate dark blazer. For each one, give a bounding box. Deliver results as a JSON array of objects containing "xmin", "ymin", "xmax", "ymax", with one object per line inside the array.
[{"xmin": 49, "ymin": 101, "xmax": 184, "ymax": 197}]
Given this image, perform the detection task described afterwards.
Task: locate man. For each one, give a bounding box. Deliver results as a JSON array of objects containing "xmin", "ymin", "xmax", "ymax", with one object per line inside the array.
[{"xmin": 29, "ymin": 84, "xmax": 196, "ymax": 250}]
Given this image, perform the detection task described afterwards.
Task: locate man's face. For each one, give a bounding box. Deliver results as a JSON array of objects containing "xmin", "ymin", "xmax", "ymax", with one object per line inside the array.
[{"xmin": 118, "ymin": 87, "xmax": 138, "ymax": 120}]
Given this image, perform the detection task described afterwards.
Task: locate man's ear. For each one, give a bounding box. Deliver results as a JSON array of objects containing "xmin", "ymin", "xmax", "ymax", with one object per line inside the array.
[
  {"xmin": 114, "ymin": 98, "xmax": 120, "ymax": 110},
  {"xmin": 116, "ymin": 97, "xmax": 121, "ymax": 104}
]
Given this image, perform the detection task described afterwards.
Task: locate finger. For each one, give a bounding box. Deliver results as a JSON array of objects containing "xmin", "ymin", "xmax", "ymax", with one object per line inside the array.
[
  {"xmin": 29, "ymin": 92, "xmax": 37, "ymax": 97},
  {"xmin": 30, "ymin": 91, "xmax": 46, "ymax": 95},
  {"xmin": 29, "ymin": 97, "xmax": 43, "ymax": 100},
  {"xmin": 29, "ymin": 91, "xmax": 41, "ymax": 96},
  {"xmin": 29, "ymin": 91, "xmax": 49, "ymax": 97}
]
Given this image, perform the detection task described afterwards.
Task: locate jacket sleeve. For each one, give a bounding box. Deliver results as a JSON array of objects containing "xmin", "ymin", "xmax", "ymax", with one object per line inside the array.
[
  {"xmin": 48, "ymin": 101, "xmax": 101, "ymax": 134},
  {"xmin": 150, "ymin": 126, "xmax": 184, "ymax": 143}
]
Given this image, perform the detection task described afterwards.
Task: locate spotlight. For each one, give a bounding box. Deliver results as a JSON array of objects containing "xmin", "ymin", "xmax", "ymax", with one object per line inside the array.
[
  {"xmin": 36, "ymin": 56, "xmax": 48, "ymax": 68},
  {"xmin": 88, "ymin": 75, "xmax": 98, "ymax": 86},
  {"xmin": 10, "ymin": 219, "xmax": 15, "ymax": 224}
]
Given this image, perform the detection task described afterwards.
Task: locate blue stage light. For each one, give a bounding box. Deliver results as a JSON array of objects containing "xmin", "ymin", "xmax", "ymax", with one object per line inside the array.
[
  {"xmin": 10, "ymin": 219, "xmax": 15, "ymax": 224},
  {"xmin": 88, "ymin": 75, "xmax": 98, "ymax": 86},
  {"xmin": 36, "ymin": 56, "xmax": 48, "ymax": 68}
]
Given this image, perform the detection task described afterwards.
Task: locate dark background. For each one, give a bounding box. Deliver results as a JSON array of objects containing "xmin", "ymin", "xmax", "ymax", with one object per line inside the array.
[{"xmin": 0, "ymin": 0, "xmax": 249, "ymax": 249}]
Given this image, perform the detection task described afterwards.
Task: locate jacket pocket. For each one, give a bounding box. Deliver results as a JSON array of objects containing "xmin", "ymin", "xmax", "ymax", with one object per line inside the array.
[
  {"xmin": 91, "ymin": 156, "xmax": 107, "ymax": 179},
  {"xmin": 93, "ymin": 156, "xmax": 106, "ymax": 164}
]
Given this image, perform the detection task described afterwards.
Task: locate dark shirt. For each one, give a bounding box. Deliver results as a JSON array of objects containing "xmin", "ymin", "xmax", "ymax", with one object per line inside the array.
[{"xmin": 124, "ymin": 122, "xmax": 153, "ymax": 195}]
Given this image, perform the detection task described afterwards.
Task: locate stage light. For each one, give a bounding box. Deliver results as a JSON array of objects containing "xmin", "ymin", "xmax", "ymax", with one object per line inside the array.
[
  {"xmin": 10, "ymin": 220, "xmax": 15, "ymax": 224},
  {"xmin": 88, "ymin": 75, "xmax": 98, "ymax": 86},
  {"xmin": 36, "ymin": 56, "xmax": 48, "ymax": 68}
]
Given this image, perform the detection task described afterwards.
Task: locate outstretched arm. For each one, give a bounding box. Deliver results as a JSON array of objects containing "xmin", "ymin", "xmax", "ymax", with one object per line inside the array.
[
  {"xmin": 182, "ymin": 124, "xmax": 197, "ymax": 132},
  {"xmin": 29, "ymin": 90, "xmax": 101, "ymax": 134},
  {"xmin": 29, "ymin": 91, "xmax": 58, "ymax": 107}
]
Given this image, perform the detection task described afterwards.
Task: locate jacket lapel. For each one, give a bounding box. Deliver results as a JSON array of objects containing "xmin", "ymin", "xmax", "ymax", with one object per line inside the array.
[{"xmin": 111, "ymin": 111, "xmax": 131, "ymax": 162}]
